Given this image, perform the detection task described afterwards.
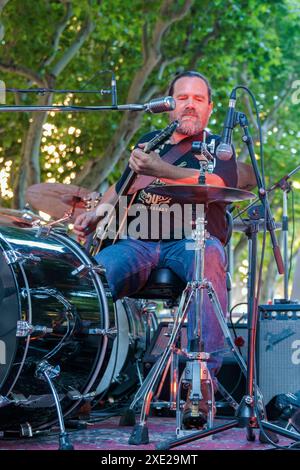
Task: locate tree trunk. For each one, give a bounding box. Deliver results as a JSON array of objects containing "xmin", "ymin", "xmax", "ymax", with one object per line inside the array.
[{"xmin": 14, "ymin": 93, "xmax": 53, "ymax": 209}]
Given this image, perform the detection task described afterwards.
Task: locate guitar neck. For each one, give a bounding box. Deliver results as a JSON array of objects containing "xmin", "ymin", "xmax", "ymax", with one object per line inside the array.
[{"xmin": 115, "ymin": 120, "xmax": 179, "ymax": 199}]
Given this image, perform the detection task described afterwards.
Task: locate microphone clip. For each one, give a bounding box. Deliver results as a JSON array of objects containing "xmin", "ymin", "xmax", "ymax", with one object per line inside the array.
[{"xmin": 191, "ymin": 140, "xmax": 216, "ymax": 179}]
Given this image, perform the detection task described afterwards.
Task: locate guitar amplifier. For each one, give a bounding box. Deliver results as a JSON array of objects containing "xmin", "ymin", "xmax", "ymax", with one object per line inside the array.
[{"xmin": 257, "ymin": 302, "xmax": 300, "ymax": 405}]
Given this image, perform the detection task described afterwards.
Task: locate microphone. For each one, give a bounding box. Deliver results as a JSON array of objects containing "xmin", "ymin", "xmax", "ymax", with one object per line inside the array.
[
  {"xmin": 144, "ymin": 96, "xmax": 176, "ymax": 113},
  {"xmin": 216, "ymin": 88, "xmax": 237, "ymax": 161},
  {"xmin": 111, "ymin": 72, "xmax": 117, "ymax": 107},
  {"xmin": 117, "ymin": 96, "xmax": 176, "ymax": 113}
]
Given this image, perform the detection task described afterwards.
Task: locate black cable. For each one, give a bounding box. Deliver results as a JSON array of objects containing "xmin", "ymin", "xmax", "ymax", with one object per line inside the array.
[
  {"xmin": 229, "ymin": 302, "xmax": 248, "ymax": 356},
  {"xmin": 5, "ymin": 70, "xmax": 114, "ymax": 96},
  {"xmin": 234, "ymin": 85, "xmax": 265, "ymax": 186},
  {"xmin": 6, "ymin": 88, "xmax": 111, "ymax": 94},
  {"xmin": 288, "ymin": 187, "xmax": 295, "ymax": 286}
]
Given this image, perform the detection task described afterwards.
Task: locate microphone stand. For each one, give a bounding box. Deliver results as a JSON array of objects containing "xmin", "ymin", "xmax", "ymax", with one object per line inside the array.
[
  {"xmin": 268, "ymin": 165, "xmax": 300, "ymax": 301},
  {"xmin": 234, "ymin": 111, "xmax": 300, "ymax": 444},
  {"xmin": 0, "ymin": 103, "xmax": 160, "ymax": 112},
  {"xmin": 0, "ymin": 86, "xmax": 174, "ymax": 113}
]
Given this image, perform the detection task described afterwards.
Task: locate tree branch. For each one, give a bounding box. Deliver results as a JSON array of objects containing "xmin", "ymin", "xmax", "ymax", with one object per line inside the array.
[
  {"xmin": 262, "ymin": 74, "xmax": 296, "ymax": 132},
  {"xmin": 41, "ymin": 1, "xmax": 73, "ymax": 69},
  {"xmin": 127, "ymin": 0, "xmax": 193, "ymax": 104},
  {"xmin": 189, "ymin": 18, "xmax": 221, "ymax": 68},
  {"xmin": 50, "ymin": 13, "xmax": 94, "ymax": 78},
  {"xmin": 75, "ymin": 0, "xmax": 193, "ymax": 189},
  {"xmin": 0, "ymin": 62, "xmax": 46, "ymax": 87},
  {"xmin": 141, "ymin": 21, "xmax": 150, "ymax": 63}
]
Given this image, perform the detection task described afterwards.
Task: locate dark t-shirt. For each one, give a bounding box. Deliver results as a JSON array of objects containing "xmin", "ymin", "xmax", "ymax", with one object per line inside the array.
[{"xmin": 115, "ymin": 130, "xmax": 238, "ymax": 244}]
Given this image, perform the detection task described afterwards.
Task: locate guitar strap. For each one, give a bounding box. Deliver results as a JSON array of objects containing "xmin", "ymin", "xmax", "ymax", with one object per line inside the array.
[{"xmin": 127, "ymin": 132, "xmax": 204, "ymax": 195}]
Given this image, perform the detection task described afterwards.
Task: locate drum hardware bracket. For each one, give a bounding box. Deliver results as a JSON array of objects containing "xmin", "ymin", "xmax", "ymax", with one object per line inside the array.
[
  {"xmin": 16, "ymin": 320, "xmax": 53, "ymax": 337},
  {"xmin": 67, "ymin": 389, "xmax": 97, "ymax": 401},
  {"xmin": 3, "ymin": 249, "xmax": 41, "ymax": 265},
  {"xmin": 21, "ymin": 287, "xmax": 74, "ymax": 313},
  {"xmin": 0, "ymin": 393, "xmax": 29, "ymax": 407},
  {"xmin": 35, "ymin": 360, "xmax": 74, "ymax": 450},
  {"xmin": 35, "ymin": 361, "xmax": 60, "ymax": 381},
  {"xmin": 71, "ymin": 263, "xmax": 106, "ymax": 277}
]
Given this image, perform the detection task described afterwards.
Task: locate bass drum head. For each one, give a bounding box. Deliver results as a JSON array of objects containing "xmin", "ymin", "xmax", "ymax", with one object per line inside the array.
[{"xmin": 0, "ymin": 224, "xmax": 113, "ymax": 432}]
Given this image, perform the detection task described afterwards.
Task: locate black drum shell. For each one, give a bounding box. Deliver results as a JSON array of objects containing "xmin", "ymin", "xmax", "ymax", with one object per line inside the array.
[{"xmin": 0, "ymin": 225, "xmax": 114, "ymax": 431}]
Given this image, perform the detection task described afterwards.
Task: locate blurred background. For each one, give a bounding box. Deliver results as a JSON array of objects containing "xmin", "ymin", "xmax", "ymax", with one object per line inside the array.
[{"xmin": 0, "ymin": 0, "xmax": 300, "ymax": 310}]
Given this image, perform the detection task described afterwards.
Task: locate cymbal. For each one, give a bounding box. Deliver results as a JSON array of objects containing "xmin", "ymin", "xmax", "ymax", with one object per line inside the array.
[
  {"xmin": 60, "ymin": 194, "xmax": 87, "ymax": 208},
  {"xmin": 233, "ymin": 218, "xmax": 282, "ymax": 233},
  {"xmin": 147, "ymin": 184, "xmax": 255, "ymax": 204},
  {"xmin": 0, "ymin": 207, "xmax": 40, "ymax": 227},
  {"xmin": 26, "ymin": 183, "xmax": 92, "ymax": 220}
]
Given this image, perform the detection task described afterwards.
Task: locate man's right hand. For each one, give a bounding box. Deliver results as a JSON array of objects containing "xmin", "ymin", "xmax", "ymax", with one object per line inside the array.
[{"xmin": 73, "ymin": 210, "xmax": 99, "ymax": 243}]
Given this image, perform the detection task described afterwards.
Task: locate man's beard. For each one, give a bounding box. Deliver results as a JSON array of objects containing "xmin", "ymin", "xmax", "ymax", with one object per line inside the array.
[
  {"xmin": 177, "ymin": 119, "xmax": 202, "ymax": 136},
  {"xmin": 170, "ymin": 112, "xmax": 202, "ymax": 136}
]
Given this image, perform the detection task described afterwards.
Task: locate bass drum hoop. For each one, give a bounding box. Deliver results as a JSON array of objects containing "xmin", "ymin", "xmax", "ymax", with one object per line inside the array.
[{"xmin": 0, "ymin": 228, "xmax": 112, "ymax": 428}]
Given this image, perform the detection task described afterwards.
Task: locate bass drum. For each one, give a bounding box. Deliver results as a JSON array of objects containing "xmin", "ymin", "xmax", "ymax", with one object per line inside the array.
[
  {"xmin": 0, "ymin": 223, "xmax": 115, "ymax": 433},
  {"xmin": 94, "ymin": 297, "xmax": 158, "ymax": 402}
]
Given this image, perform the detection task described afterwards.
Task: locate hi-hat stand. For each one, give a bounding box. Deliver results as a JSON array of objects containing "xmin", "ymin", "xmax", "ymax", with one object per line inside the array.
[{"xmin": 124, "ymin": 192, "xmax": 251, "ymax": 447}]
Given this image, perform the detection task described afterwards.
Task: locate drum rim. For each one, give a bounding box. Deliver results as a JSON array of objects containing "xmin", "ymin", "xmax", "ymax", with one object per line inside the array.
[
  {"xmin": 0, "ymin": 226, "xmax": 113, "ymax": 430},
  {"xmin": 0, "ymin": 231, "xmax": 32, "ymax": 395}
]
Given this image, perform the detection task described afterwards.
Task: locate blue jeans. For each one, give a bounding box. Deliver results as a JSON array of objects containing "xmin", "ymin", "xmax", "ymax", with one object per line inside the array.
[{"xmin": 95, "ymin": 237, "xmax": 227, "ymax": 377}]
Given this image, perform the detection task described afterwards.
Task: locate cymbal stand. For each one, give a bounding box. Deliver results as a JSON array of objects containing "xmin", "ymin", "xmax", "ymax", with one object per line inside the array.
[{"xmin": 126, "ymin": 203, "xmax": 249, "ymax": 447}]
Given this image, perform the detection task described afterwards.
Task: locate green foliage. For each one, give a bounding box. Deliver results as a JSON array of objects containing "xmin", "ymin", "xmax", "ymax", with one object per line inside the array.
[{"xmin": 0, "ymin": 0, "xmax": 300, "ymax": 300}]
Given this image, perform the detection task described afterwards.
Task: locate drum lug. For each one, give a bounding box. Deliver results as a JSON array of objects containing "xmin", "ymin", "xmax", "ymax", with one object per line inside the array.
[
  {"xmin": 35, "ymin": 361, "xmax": 60, "ymax": 381},
  {"xmin": 67, "ymin": 389, "xmax": 97, "ymax": 401},
  {"xmin": 87, "ymin": 327, "xmax": 117, "ymax": 339},
  {"xmin": 3, "ymin": 249, "xmax": 41, "ymax": 265},
  {"xmin": 33, "ymin": 223, "xmax": 52, "ymax": 238},
  {"xmin": 16, "ymin": 320, "xmax": 53, "ymax": 337},
  {"xmin": 71, "ymin": 263, "xmax": 106, "ymax": 277}
]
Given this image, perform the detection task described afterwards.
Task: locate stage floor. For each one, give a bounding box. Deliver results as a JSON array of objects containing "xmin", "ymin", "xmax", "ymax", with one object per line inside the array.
[{"xmin": 0, "ymin": 415, "xmax": 293, "ymax": 451}]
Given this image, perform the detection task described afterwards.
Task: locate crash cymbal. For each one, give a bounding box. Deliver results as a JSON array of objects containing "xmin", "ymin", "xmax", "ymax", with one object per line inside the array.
[
  {"xmin": 147, "ymin": 184, "xmax": 255, "ymax": 205},
  {"xmin": 26, "ymin": 183, "xmax": 93, "ymax": 220},
  {"xmin": 0, "ymin": 207, "xmax": 40, "ymax": 227},
  {"xmin": 60, "ymin": 194, "xmax": 87, "ymax": 208},
  {"xmin": 233, "ymin": 218, "xmax": 282, "ymax": 233}
]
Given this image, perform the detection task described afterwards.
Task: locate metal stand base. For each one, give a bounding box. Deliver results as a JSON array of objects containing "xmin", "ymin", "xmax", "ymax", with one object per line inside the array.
[
  {"xmin": 126, "ymin": 276, "xmax": 248, "ymax": 445},
  {"xmin": 156, "ymin": 419, "xmax": 239, "ymax": 450},
  {"xmin": 128, "ymin": 424, "xmax": 149, "ymax": 445},
  {"xmin": 35, "ymin": 360, "xmax": 74, "ymax": 450}
]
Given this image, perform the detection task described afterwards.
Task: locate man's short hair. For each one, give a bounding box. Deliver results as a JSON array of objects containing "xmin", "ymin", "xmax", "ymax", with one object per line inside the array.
[{"xmin": 168, "ymin": 71, "xmax": 212, "ymax": 103}]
